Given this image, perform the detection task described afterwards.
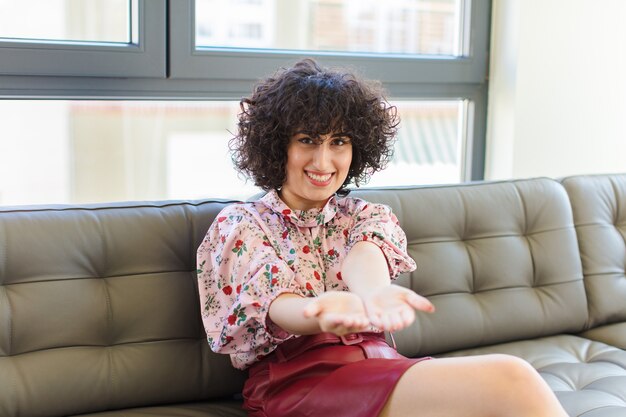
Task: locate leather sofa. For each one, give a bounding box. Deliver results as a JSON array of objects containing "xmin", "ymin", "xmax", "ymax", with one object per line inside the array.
[{"xmin": 1, "ymin": 173, "xmax": 625, "ymax": 417}]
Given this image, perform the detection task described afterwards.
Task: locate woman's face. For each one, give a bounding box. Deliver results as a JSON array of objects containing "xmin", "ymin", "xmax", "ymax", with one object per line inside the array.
[{"xmin": 279, "ymin": 132, "xmax": 353, "ymax": 210}]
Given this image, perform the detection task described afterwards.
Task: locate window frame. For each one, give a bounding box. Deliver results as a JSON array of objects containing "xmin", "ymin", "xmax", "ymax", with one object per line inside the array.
[
  {"xmin": 0, "ymin": 0, "xmax": 166, "ymax": 78},
  {"xmin": 170, "ymin": 0, "xmax": 488, "ymax": 85},
  {"xmin": 0, "ymin": 0, "xmax": 491, "ymax": 182}
]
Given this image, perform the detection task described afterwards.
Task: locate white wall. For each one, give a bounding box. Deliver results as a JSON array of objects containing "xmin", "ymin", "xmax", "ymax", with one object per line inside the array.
[{"xmin": 485, "ymin": 0, "xmax": 626, "ymax": 180}]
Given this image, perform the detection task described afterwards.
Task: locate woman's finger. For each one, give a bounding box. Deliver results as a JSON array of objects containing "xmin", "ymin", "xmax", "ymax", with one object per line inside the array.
[
  {"xmin": 367, "ymin": 310, "xmax": 384, "ymax": 328},
  {"xmin": 341, "ymin": 315, "xmax": 355, "ymax": 328},
  {"xmin": 378, "ymin": 312, "xmax": 396, "ymax": 331},
  {"xmin": 399, "ymin": 305, "xmax": 416, "ymax": 327},
  {"xmin": 356, "ymin": 315, "xmax": 370, "ymax": 329},
  {"xmin": 405, "ymin": 292, "xmax": 435, "ymax": 313},
  {"xmin": 388, "ymin": 311, "xmax": 405, "ymax": 332}
]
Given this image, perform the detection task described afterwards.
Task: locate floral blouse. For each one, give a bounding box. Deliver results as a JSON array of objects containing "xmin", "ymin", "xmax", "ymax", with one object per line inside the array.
[{"xmin": 197, "ymin": 189, "xmax": 416, "ymax": 370}]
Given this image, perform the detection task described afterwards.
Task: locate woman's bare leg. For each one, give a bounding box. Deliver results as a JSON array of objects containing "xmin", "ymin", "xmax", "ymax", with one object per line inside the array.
[{"xmin": 379, "ymin": 354, "xmax": 568, "ymax": 417}]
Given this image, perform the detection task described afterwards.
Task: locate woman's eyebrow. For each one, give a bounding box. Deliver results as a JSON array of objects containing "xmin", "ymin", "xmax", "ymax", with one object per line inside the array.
[{"xmin": 293, "ymin": 131, "xmax": 350, "ymax": 139}]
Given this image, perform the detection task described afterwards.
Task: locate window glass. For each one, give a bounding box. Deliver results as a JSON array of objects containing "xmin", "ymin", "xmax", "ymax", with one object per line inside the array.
[
  {"xmin": 365, "ymin": 100, "xmax": 463, "ymax": 188},
  {"xmin": 195, "ymin": 0, "xmax": 465, "ymax": 56},
  {"xmin": 0, "ymin": 0, "xmax": 132, "ymax": 44},
  {"xmin": 0, "ymin": 100, "xmax": 463, "ymax": 206}
]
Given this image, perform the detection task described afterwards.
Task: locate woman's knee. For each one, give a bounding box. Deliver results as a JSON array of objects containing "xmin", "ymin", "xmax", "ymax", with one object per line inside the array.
[
  {"xmin": 481, "ymin": 354, "xmax": 561, "ymax": 410},
  {"xmin": 483, "ymin": 353, "xmax": 537, "ymax": 375},
  {"xmin": 480, "ymin": 354, "xmax": 546, "ymax": 390}
]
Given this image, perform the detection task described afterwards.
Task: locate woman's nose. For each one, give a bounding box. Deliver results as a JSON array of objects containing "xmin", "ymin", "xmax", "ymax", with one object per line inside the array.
[{"xmin": 312, "ymin": 144, "xmax": 332, "ymax": 170}]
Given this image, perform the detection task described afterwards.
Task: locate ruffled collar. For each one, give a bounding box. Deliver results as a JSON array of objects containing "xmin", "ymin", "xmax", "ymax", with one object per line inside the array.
[{"xmin": 260, "ymin": 189, "xmax": 339, "ymax": 227}]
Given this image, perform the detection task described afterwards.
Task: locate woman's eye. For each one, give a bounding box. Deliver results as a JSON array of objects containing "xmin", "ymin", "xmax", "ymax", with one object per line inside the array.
[
  {"xmin": 298, "ymin": 137, "xmax": 314, "ymax": 144},
  {"xmin": 333, "ymin": 138, "xmax": 350, "ymax": 146}
]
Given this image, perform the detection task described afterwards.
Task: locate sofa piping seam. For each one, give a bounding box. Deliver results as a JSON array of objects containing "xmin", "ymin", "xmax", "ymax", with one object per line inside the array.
[
  {"xmin": 4, "ymin": 336, "xmax": 204, "ymax": 357},
  {"xmin": 406, "ymin": 225, "xmax": 576, "ymax": 246},
  {"xmin": 1, "ymin": 269, "xmax": 196, "ymax": 288},
  {"xmin": 426, "ymin": 278, "xmax": 584, "ymax": 298}
]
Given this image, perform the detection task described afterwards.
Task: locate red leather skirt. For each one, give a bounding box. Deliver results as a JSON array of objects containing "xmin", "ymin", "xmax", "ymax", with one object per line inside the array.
[{"xmin": 242, "ymin": 332, "xmax": 430, "ymax": 417}]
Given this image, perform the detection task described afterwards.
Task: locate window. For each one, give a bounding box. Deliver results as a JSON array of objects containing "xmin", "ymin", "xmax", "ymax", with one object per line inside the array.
[
  {"xmin": 0, "ymin": 99, "xmax": 466, "ymax": 205},
  {"xmin": 0, "ymin": 0, "xmax": 132, "ymax": 44},
  {"xmin": 194, "ymin": 0, "xmax": 464, "ymax": 56},
  {"xmin": 0, "ymin": 101, "xmax": 251, "ymax": 205},
  {"xmin": 0, "ymin": 0, "xmax": 490, "ymax": 205},
  {"xmin": 0, "ymin": 0, "xmax": 164, "ymax": 77}
]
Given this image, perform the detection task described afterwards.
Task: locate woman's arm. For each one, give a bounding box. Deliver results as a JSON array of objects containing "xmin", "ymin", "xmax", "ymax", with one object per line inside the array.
[
  {"xmin": 268, "ymin": 291, "xmax": 371, "ymax": 337},
  {"xmin": 342, "ymin": 241, "xmax": 434, "ymax": 331},
  {"xmin": 341, "ymin": 241, "xmax": 393, "ymax": 297}
]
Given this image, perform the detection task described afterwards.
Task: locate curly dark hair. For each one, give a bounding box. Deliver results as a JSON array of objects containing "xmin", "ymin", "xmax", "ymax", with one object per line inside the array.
[{"xmin": 230, "ymin": 58, "xmax": 399, "ymax": 194}]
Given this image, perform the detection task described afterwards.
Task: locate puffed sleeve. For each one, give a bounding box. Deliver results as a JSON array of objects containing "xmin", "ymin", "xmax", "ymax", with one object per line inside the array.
[
  {"xmin": 197, "ymin": 204, "xmax": 303, "ymax": 364},
  {"xmin": 346, "ymin": 199, "xmax": 417, "ymax": 279}
]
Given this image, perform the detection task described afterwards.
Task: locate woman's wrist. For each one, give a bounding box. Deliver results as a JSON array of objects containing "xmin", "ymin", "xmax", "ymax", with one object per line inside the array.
[
  {"xmin": 342, "ymin": 241, "xmax": 392, "ymax": 299},
  {"xmin": 268, "ymin": 293, "xmax": 322, "ymax": 336}
]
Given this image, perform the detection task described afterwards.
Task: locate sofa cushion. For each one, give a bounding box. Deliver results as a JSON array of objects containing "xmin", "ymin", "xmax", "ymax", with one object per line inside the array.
[
  {"xmin": 0, "ymin": 201, "xmax": 246, "ymax": 417},
  {"xmin": 439, "ymin": 335, "xmax": 626, "ymax": 417},
  {"xmin": 562, "ymin": 174, "xmax": 626, "ymax": 329},
  {"xmin": 352, "ymin": 178, "xmax": 588, "ymax": 357},
  {"xmin": 73, "ymin": 400, "xmax": 246, "ymax": 417},
  {"xmin": 581, "ymin": 323, "xmax": 626, "ymax": 350}
]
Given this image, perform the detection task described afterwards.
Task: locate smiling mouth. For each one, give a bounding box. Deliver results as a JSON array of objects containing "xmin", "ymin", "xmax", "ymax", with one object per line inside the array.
[{"xmin": 306, "ymin": 171, "xmax": 333, "ymax": 182}]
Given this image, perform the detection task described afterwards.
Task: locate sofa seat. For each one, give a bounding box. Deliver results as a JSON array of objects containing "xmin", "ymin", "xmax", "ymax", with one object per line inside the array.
[
  {"xmin": 73, "ymin": 400, "xmax": 246, "ymax": 417},
  {"xmin": 581, "ymin": 323, "xmax": 626, "ymax": 350},
  {"xmin": 440, "ymin": 334, "xmax": 626, "ymax": 417}
]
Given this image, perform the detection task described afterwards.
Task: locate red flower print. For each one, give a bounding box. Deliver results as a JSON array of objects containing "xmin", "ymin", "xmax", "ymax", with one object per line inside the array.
[
  {"xmin": 225, "ymin": 336, "xmax": 234, "ymax": 344},
  {"xmin": 227, "ymin": 314, "xmax": 236, "ymax": 325},
  {"xmin": 232, "ymin": 239, "xmax": 247, "ymax": 257},
  {"xmin": 217, "ymin": 216, "xmax": 227, "ymax": 223},
  {"xmin": 282, "ymin": 230, "xmax": 289, "ymax": 239},
  {"xmin": 271, "ymin": 265, "xmax": 279, "ymax": 274},
  {"xmin": 303, "ymin": 245, "xmax": 311, "ymax": 254},
  {"xmin": 343, "ymin": 229, "xmax": 349, "ymax": 238},
  {"xmin": 314, "ymin": 271, "xmax": 321, "ymax": 280},
  {"xmin": 336, "ymin": 272, "xmax": 342, "ymax": 280},
  {"xmin": 222, "ymin": 285, "xmax": 233, "ymax": 295},
  {"xmin": 328, "ymin": 249, "xmax": 335, "ymax": 256},
  {"xmin": 263, "ymin": 241, "xmax": 271, "ymax": 246},
  {"xmin": 363, "ymin": 235, "xmax": 368, "ymax": 241},
  {"xmin": 282, "ymin": 209, "xmax": 291, "ymax": 215},
  {"xmin": 221, "ymin": 235, "xmax": 226, "ymax": 243},
  {"xmin": 236, "ymin": 284, "xmax": 242, "ymax": 294},
  {"xmin": 363, "ymin": 205, "xmax": 368, "ymax": 210},
  {"xmin": 271, "ymin": 278, "xmax": 278, "ymax": 286},
  {"xmin": 306, "ymin": 282, "xmax": 313, "ymax": 291},
  {"xmin": 252, "ymin": 302, "xmax": 261, "ymax": 308}
]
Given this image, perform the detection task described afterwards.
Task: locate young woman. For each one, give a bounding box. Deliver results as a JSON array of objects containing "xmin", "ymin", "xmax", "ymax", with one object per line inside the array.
[{"xmin": 197, "ymin": 59, "xmax": 569, "ymax": 417}]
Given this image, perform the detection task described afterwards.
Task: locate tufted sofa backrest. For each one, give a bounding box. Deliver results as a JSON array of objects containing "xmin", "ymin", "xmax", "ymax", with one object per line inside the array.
[
  {"xmin": 562, "ymin": 174, "xmax": 626, "ymax": 329},
  {"xmin": 0, "ymin": 201, "xmax": 246, "ymax": 417},
  {"xmin": 352, "ymin": 178, "xmax": 588, "ymax": 357}
]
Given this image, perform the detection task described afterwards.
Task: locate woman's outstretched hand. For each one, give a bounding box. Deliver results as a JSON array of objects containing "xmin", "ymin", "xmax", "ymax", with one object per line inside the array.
[
  {"xmin": 362, "ymin": 285, "xmax": 435, "ymax": 332},
  {"xmin": 303, "ymin": 291, "xmax": 371, "ymax": 336}
]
